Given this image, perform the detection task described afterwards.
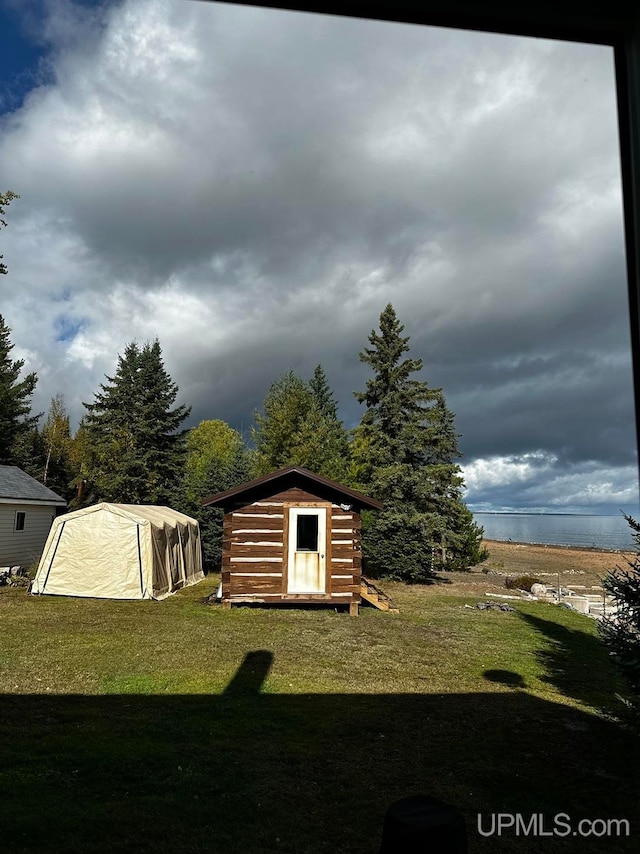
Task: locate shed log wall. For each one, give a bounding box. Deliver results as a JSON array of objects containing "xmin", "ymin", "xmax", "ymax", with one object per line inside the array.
[{"xmin": 221, "ymin": 487, "xmax": 361, "ymax": 608}]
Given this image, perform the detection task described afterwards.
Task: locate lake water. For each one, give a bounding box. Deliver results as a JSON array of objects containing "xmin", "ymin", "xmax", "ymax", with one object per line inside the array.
[{"xmin": 473, "ymin": 513, "xmax": 637, "ymax": 551}]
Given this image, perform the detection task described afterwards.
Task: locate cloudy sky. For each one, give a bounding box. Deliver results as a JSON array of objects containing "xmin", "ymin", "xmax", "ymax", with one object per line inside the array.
[{"xmin": 0, "ymin": 0, "xmax": 638, "ymax": 514}]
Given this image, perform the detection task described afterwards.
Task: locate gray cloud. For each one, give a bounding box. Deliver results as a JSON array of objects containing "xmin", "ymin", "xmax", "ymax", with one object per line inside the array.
[{"xmin": 0, "ymin": 0, "xmax": 636, "ymax": 512}]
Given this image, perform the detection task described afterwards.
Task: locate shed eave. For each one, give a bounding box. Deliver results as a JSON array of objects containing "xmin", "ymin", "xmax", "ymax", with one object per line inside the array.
[{"xmin": 202, "ymin": 465, "xmax": 383, "ymax": 510}]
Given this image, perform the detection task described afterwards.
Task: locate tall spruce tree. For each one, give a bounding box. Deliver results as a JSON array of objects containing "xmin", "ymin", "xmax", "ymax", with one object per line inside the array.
[
  {"xmin": 252, "ymin": 369, "xmax": 350, "ymax": 481},
  {"xmin": 600, "ymin": 515, "xmax": 640, "ymax": 706},
  {"xmin": 0, "ymin": 314, "xmax": 39, "ymax": 466},
  {"xmin": 308, "ymin": 363, "xmax": 351, "ymax": 476},
  {"xmin": 83, "ymin": 340, "xmax": 190, "ymax": 504},
  {"xmin": 422, "ymin": 391, "xmax": 487, "ymax": 570},
  {"xmin": 353, "ymin": 303, "xmax": 485, "ymax": 580},
  {"xmin": 309, "ymin": 364, "xmax": 338, "ymax": 419}
]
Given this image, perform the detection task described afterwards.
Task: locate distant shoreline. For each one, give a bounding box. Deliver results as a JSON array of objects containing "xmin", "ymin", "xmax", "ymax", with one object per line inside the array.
[
  {"xmin": 476, "ymin": 512, "xmax": 625, "ymax": 517},
  {"xmin": 482, "ymin": 538, "xmax": 634, "ymax": 555},
  {"xmin": 475, "ymin": 512, "xmax": 635, "ymax": 552},
  {"xmin": 480, "ymin": 538, "xmax": 632, "ymax": 581}
]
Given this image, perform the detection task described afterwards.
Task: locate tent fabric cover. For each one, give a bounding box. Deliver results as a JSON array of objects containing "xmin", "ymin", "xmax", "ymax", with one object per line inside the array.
[{"xmin": 31, "ymin": 503, "xmax": 204, "ymax": 600}]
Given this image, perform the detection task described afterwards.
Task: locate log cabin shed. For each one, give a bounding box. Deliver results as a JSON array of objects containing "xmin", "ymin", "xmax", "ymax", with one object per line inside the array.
[{"xmin": 202, "ymin": 466, "xmax": 382, "ymax": 615}]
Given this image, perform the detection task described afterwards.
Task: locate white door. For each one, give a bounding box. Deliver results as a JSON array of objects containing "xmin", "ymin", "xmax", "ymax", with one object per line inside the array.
[{"xmin": 287, "ymin": 508, "xmax": 326, "ymax": 593}]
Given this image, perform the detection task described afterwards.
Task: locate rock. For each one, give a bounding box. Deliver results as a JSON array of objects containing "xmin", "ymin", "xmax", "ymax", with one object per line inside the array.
[
  {"xmin": 530, "ymin": 583, "xmax": 547, "ymax": 596},
  {"xmin": 476, "ymin": 601, "xmax": 516, "ymax": 612}
]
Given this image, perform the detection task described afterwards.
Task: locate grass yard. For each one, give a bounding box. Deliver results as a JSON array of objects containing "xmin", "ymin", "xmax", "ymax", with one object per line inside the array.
[{"xmin": 1, "ymin": 561, "xmax": 638, "ymax": 853}]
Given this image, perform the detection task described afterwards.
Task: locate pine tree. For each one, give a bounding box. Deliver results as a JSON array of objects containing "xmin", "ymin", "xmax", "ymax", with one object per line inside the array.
[
  {"xmin": 308, "ymin": 363, "xmax": 351, "ymax": 477},
  {"xmin": 252, "ymin": 371, "xmax": 310, "ymax": 474},
  {"xmin": 252, "ymin": 369, "xmax": 350, "ymax": 481},
  {"xmin": 600, "ymin": 515, "xmax": 640, "ymax": 704},
  {"xmin": 422, "ymin": 391, "xmax": 487, "ymax": 570},
  {"xmin": 11, "ymin": 426, "xmax": 46, "ymax": 481},
  {"xmin": 0, "ymin": 314, "xmax": 39, "ymax": 466},
  {"xmin": 353, "ymin": 303, "xmax": 485, "ymax": 581},
  {"xmin": 1, "ymin": 190, "xmax": 19, "ymax": 276},
  {"xmin": 83, "ymin": 340, "xmax": 190, "ymax": 504},
  {"xmin": 309, "ymin": 364, "xmax": 338, "ymax": 419},
  {"xmin": 198, "ymin": 440, "xmax": 252, "ymax": 569}
]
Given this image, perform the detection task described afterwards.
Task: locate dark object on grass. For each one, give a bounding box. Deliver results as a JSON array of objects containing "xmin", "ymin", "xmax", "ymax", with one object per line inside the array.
[
  {"xmin": 379, "ymin": 794, "xmax": 468, "ymax": 853},
  {"xmin": 476, "ymin": 601, "xmax": 515, "ymax": 612}
]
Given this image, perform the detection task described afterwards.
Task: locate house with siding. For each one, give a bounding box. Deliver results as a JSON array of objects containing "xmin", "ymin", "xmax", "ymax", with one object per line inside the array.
[{"xmin": 0, "ymin": 466, "xmax": 66, "ymax": 568}]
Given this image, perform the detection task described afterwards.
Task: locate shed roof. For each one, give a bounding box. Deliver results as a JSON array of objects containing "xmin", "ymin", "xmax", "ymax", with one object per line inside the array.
[
  {"xmin": 202, "ymin": 466, "xmax": 383, "ymax": 510},
  {"xmin": 0, "ymin": 465, "xmax": 66, "ymax": 505}
]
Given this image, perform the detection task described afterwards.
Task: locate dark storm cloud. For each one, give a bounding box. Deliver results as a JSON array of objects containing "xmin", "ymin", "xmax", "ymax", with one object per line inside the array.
[{"xmin": 0, "ymin": 0, "xmax": 636, "ymax": 511}]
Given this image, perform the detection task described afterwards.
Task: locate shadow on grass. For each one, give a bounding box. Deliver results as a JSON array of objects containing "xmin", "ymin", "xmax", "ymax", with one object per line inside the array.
[
  {"xmin": 518, "ymin": 611, "xmax": 626, "ymax": 713},
  {"xmin": 483, "ymin": 669, "xmax": 527, "ymax": 688},
  {"xmin": 1, "ymin": 651, "xmax": 638, "ymax": 854}
]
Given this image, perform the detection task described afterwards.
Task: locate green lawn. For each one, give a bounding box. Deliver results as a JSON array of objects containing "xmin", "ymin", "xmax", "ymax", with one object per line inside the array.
[{"xmin": 1, "ymin": 577, "xmax": 638, "ymax": 853}]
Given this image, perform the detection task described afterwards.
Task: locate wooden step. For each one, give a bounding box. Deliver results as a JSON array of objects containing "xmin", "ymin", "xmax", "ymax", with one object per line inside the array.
[{"xmin": 360, "ymin": 577, "xmax": 399, "ymax": 613}]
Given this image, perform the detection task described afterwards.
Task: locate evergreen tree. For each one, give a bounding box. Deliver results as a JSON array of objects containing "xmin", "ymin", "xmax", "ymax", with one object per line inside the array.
[
  {"xmin": 308, "ymin": 363, "xmax": 350, "ymax": 476},
  {"xmin": 422, "ymin": 391, "xmax": 487, "ymax": 570},
  {"xmin": 11, "ymin": 426, "xmax": 46, "ymax": 481},
  {"xmin": 252, "ymin": 369, "xmax": 350, "ymax": 481},
  {"xmin": 0, "ymin": 314, "xmax": 39, "ymax": 466},
  {"xmin": 252, "ymin": 371, "xmax": 312, "ymax": 473},
  {"xmin": 1, "ymin": 190, "xmax": 19, "ymax": 276},
  {"xmin": 309, "ymin": 364, "xmax": 338, "ymax": 419},
  {"xmin": 83, "ymin": 340, "xmax": 190, "ymax": 504},
  {"xmin": 353, "ymin": 303, "xmax": 486, "ymax": 581},
  {"xmin": 600, "ymin": 515, "xmax": 640, "ymax": 705},
  {"xmin": 179, "ymin": 420, "xmax": 252, "ymax": 570}
]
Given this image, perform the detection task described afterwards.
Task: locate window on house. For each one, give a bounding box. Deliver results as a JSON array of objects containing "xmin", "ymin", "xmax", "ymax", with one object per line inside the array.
[{"xmin": 14, "ymin": 511, "xmax": 26, "ymax": 532}]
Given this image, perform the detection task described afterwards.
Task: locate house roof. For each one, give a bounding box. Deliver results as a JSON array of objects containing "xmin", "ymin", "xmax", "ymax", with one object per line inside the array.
[
  {"xmin": 0, "ymin": 466, "xmax": 66, "ymax": 505},
  {"xmin": 202, "ymin": 466, "xmax": 383, "ymax": 510}
]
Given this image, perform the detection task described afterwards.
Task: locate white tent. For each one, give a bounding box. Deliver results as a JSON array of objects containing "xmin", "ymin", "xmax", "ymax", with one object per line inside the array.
[{"xmin": 31, "ymin": 503, "xmax": 204, "ymax": 600}]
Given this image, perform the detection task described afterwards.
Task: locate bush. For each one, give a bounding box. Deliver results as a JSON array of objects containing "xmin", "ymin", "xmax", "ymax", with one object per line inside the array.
[
  {"xmin": 505, "ymin": 575, "xmax": 541, "ymax": 592},
  {"xmin": 600, "ymin": 514, "xmax": 640, "ymax": 703},
  {"xmin": 26, "ymin": 555, "xmax": 41, "ymax": 580}
]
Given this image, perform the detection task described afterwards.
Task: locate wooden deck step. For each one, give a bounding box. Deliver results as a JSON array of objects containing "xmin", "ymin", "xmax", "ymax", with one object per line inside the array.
[{"xmin": 360, "ymin": 577, "xmax": 399, "ymax": 613}]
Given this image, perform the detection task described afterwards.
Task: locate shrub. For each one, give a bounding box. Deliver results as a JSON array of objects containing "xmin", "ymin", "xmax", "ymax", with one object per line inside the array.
[
  {"xmin": 505, "ymin": 575, "xmax": 541, "ymax": 592},
  {"xmin": 26, "ymin": 555, "xmax": 42, "ymax": 580},
  {"xmin": 600, "ymin": 514, "xmax": 640, "ymax": 704}
]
